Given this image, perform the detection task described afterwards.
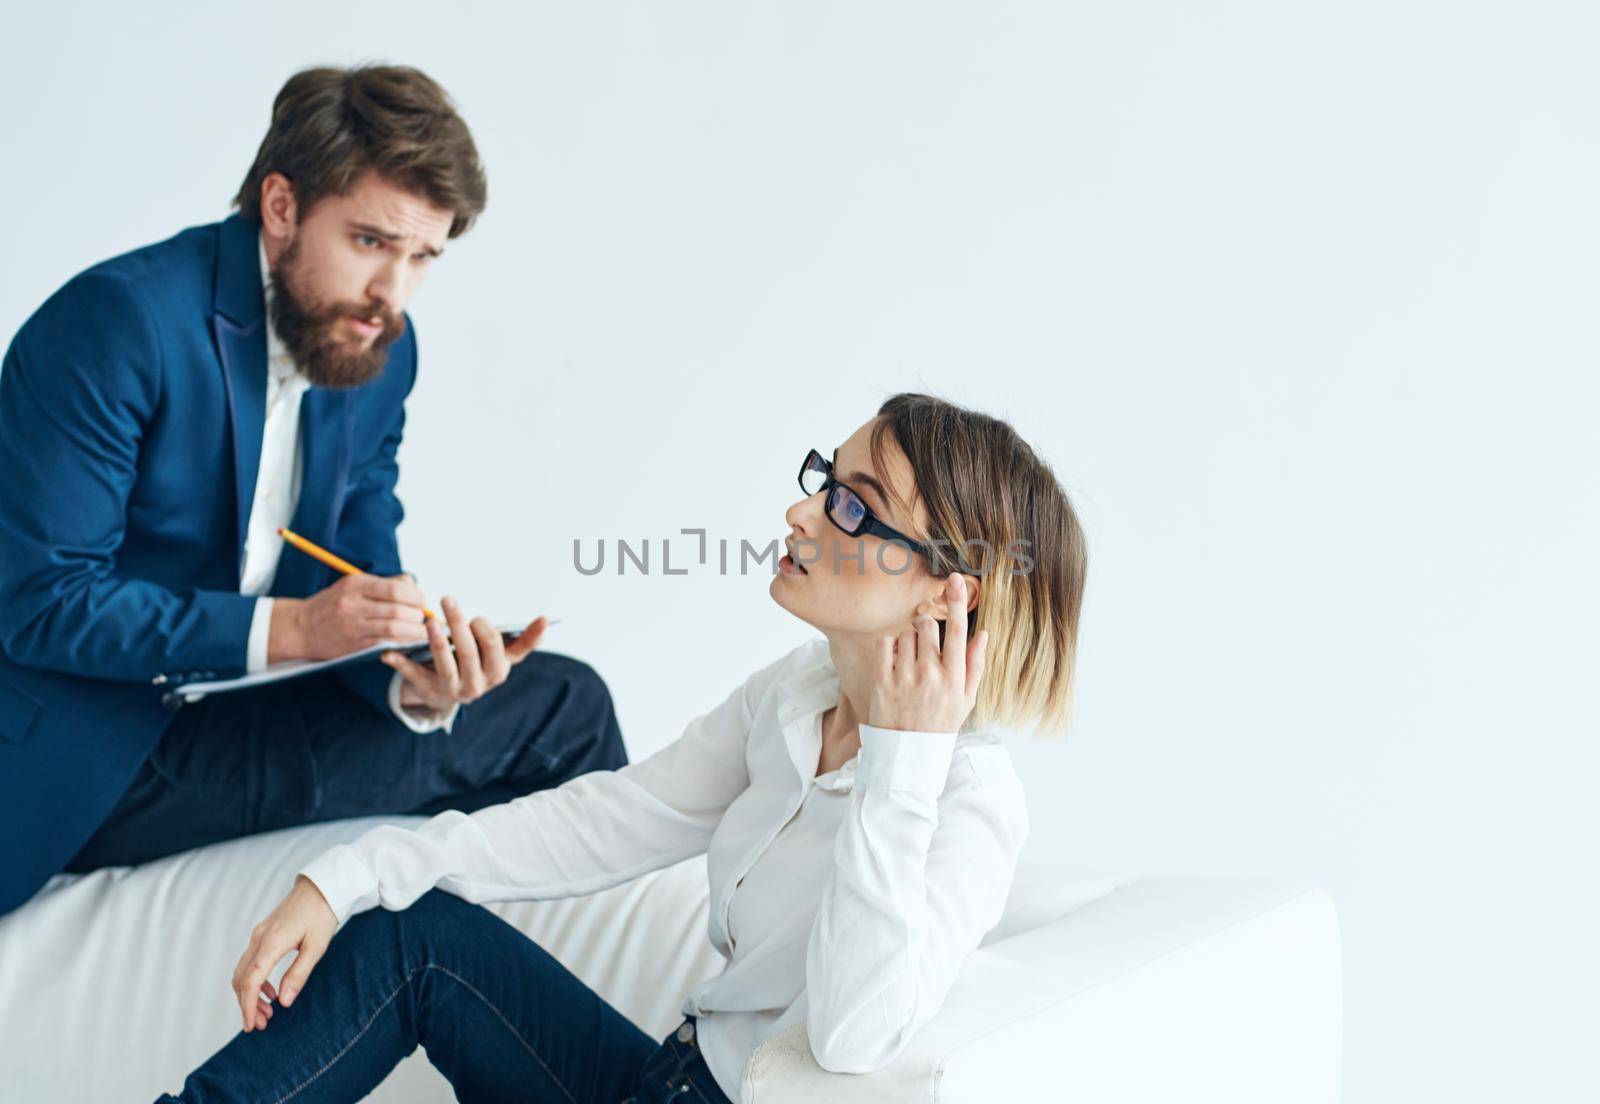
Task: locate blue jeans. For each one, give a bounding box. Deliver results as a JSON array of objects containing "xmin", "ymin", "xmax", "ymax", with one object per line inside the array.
[{"xmin": 156, "ymin": 889, "xmax": 736, "ymax": 1104}]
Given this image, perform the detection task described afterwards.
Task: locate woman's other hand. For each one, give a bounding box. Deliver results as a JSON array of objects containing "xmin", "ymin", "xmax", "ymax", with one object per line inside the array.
[
  {"xmin": 869, "ymin": 573, "xmax": 988, "ymax": 734},
  {"xmin": 231, "ymin": 874, "xmax": 338, "ymax": 1032}
]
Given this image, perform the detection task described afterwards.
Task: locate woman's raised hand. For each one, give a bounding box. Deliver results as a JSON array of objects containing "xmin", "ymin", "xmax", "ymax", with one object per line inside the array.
[
  {"xmin": 231, "ymin": 874, "xmax": 338, "ymax": 1032},
  {"xmin": 868, "ymin": 573, "xmax": 989, "ymax": 734}
]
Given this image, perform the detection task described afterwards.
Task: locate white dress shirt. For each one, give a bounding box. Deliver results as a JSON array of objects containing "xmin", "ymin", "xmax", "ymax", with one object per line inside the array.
[
  {"xmin": 243, "ymin": 234, "xmax": 456, "ymax": 734},
  {"xmin": 297, "ymin": 637, "xmax": 1030, "ymax": 1097}
]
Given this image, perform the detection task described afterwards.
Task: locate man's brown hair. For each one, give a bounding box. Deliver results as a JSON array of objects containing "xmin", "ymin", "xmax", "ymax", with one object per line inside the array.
[{"xmin": 233, "ymin": 64, "xmax": 487, "ymax": 237}]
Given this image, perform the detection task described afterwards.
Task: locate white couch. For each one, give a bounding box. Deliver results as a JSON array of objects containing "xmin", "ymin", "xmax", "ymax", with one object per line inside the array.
[{"xmin": 0, "ymin": 816, "xmax": 1343, "ymax": 1102}]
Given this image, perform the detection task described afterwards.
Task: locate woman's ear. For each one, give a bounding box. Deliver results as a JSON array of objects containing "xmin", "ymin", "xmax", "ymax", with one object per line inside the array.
[{"xmin": 927, "ymin": 573, "xmax": 981, "ymax": 623}]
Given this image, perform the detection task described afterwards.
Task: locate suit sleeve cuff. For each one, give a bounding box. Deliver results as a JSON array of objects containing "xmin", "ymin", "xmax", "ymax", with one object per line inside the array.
[
  {"xmin": 856, "ymin": 723, "xmax": 957, "ymax": 794},
  {"xmin": 387, "ymin": 668, "xmax": 461, "ymax": 734},
  {"xmin": 245, "ymin": 597, "xmax": 273, "ymax": 674}
]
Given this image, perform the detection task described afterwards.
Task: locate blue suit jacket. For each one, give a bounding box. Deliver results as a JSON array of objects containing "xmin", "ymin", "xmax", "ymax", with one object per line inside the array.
[{"xmin": 0, "ymin": 212, "xmax": 422, "ymax": 916}]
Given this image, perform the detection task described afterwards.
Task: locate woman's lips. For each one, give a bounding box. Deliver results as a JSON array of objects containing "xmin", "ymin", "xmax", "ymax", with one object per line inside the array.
[{"xmin": 779, "ymin": 552, "xmax": 808, "ymax": 575}]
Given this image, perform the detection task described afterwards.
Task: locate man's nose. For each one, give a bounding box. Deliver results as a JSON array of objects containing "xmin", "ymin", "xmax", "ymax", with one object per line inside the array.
[{"xmin": 365, "ymin": 258, "xmax": 407, "ymax": 311}]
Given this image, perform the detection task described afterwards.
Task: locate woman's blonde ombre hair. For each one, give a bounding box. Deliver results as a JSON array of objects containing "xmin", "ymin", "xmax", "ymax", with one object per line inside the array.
[{"xmin": 870, "ymin": 392, "xmax": 1087, "ymax": 737}]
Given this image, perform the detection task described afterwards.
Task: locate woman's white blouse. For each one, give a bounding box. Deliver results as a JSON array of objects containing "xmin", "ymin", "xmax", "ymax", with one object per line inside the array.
[{"xmin": 297, "ymin": 637, "xmax": 1030, "ymax": 1098}]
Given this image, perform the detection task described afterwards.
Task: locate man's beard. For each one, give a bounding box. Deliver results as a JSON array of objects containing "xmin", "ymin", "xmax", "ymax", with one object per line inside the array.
[{"xmin": 266, "ymin": 235, "xmax": 405, "ymax": 390}]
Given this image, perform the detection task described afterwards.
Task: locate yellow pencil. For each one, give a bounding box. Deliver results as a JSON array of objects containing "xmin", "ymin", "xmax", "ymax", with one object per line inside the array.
[{"xmin": 277, "ymin": 527, "xmax": 439, "ymax": 620}]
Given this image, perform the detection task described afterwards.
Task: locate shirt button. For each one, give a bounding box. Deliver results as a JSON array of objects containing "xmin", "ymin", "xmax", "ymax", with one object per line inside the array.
[{"xmin": 676, "ymin": 1022, "xmax": 695, "ymax": 1043}]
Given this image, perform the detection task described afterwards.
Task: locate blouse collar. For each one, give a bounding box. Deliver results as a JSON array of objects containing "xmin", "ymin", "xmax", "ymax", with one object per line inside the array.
[{"xmin": 774, "ymin": 641, "xmax": 859, "ymax": 792}]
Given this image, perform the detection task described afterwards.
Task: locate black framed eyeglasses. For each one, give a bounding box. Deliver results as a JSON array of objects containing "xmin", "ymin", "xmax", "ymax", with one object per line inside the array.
[{"xmin": 797, "ymin": 448, "xmax": 938, "ymax": 567}]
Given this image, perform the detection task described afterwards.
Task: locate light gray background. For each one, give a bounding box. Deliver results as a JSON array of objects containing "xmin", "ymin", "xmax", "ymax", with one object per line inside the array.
[{"xmin": 2, "ymin": 3, "xmax": 1595, "ymax": 1100}]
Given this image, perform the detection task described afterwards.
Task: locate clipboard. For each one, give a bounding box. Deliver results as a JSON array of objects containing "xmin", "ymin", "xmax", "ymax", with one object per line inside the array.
[{"xmin": 155, "ymin": 620, "xmax": 553, "ymax": 710}]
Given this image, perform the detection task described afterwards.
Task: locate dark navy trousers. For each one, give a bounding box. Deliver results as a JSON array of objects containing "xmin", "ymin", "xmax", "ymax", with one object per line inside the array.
[
  {"xmin": 154, "ymin": 888, "xmax": 734, "ymax": 1103},
  {"xmin": 63, "ymin": 650, "xmax": 628, "ymax": 873}
]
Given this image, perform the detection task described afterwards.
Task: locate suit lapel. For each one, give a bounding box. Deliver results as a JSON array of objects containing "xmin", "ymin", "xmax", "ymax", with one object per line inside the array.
[
  {"xmin": 288, "ymin": 385, "xmax": 354, "ymax": 553},
  {"xmin": 210, "ymin": 214, "xmax": 269, "ymax": 582},
  {"xmin": 211, "ymin": 213, "xmax": 363, "ymax": 596}
]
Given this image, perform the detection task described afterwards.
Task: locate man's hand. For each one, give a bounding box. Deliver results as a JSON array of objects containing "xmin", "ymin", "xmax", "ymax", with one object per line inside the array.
[
  {"xmin": 231, "ymin": 874, "xmax": 338, "ymax": 1033},
  {"xmin": 382, "ymin": 596, "xmax": 549, "ymax": 713},
  {"xmin": 269, "ymin": 573, "xmax": 430, "ymax": 663}
]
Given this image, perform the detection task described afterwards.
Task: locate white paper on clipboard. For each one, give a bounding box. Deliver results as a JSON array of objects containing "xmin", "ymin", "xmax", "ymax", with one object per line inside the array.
[{"xmin": 158, "ymin": 620, "xmax": 551, "ymax": 707}]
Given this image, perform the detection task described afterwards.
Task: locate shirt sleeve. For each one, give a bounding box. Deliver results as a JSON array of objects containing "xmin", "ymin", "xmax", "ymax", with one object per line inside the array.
[
  {"xmin": 803, "ymin": 723, "xmax": 1029, "ymax": 1074},
  {"xmin": 385, "ymin": 667, "xmax": 460, "ymax": 734},
  {"xmin": 245, "ymin": 598, "xmax": 273, "ymax": 674},
  {"xmin": 298, "ymin": 647, "xmax": 802, "ymax": 925}
]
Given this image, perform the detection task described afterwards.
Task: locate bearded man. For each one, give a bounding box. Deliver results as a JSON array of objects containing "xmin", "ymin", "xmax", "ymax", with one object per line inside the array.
[{"xmin": 0, "ymin": 64, "xmax": 627, "ymax": 917}]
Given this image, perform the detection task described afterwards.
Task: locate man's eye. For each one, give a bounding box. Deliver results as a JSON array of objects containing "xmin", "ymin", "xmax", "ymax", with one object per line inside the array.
[{"xmin": 358, "ymin": 235, "xmax": 382, "ymax": 248}]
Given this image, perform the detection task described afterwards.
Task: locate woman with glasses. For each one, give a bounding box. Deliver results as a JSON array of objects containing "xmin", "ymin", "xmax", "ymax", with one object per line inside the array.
[{"xmin": 157, "ymin": 392, "xmax": 1087, "ymax": 1104}]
